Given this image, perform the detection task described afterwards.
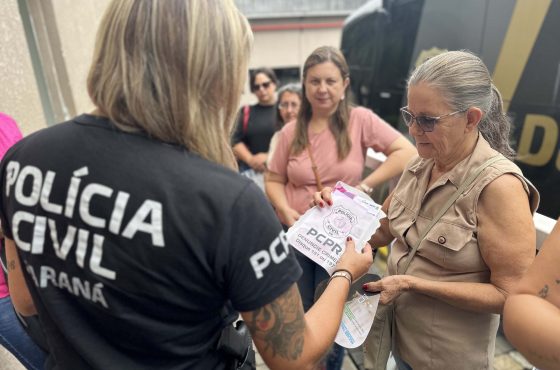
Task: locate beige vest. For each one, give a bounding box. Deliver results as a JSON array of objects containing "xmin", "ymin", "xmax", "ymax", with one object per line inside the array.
[{"xmin": 387, "ymin": 136, "xmax": 539, "ymax": 370}]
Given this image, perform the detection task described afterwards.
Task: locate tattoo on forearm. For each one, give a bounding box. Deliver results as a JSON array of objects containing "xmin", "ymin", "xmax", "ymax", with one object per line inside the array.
[
  {"xmin": 246, "ymin": 285, "xmax": 304, "ymax": 360},
  {"xmin": 7, "ymin": 259, "xmax": 16, "ymax": 271},
  {"xmin": 538, "ymin": 284, "xmax": 549, "ymax": 298}
]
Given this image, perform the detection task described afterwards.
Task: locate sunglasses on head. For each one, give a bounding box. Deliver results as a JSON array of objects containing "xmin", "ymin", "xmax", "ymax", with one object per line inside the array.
[
  {"xmin": 400, "ymin": 107, "xmax": 467, "ymax": 132},
  {"xmin": 252, "ymin": 81, "xmax": 272, "ymax": 92}
]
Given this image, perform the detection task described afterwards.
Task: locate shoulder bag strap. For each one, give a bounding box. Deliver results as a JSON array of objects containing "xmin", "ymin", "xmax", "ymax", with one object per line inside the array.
[
  {"xmin": 306, "ymin": 144, "xmax": 324, "ymax": 191},
  {"xmin": 398, "ymin": 155, "xmax": 504, "ymax": 274}
]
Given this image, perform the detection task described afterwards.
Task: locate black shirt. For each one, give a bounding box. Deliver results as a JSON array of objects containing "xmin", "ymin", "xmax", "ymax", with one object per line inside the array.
[
  {"xmin": 232, "ymin": 104, "xmax": 277, "ymax": 169},
  {"xmin": 0, "ymin": 114, "xmax": 301, "ymax": 370}
]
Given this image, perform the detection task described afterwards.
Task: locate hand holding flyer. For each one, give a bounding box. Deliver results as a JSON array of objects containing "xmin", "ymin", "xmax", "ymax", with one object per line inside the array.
[{"xmin": 286, "ymin": 181, "xmax": 385, "ymax": 274}]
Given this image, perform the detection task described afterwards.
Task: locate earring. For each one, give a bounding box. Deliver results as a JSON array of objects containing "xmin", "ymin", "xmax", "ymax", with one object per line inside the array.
[{"xmin": 341, "ymin": 95, "xmax": 345, "ymax": 101}]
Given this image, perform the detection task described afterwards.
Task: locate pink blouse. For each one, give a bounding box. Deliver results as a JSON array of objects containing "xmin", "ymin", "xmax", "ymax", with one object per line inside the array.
[
  {"xmin": 0, "ymin": 113, "xmax": 23, "ymax": 298},
  {"xmin": 268, "ymin": 106, "xmax": 399, "ymax": 215}
]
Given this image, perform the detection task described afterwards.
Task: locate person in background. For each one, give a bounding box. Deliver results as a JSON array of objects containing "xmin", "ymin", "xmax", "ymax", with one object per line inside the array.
[
  {"xmin": 0, "ymin": 112, "xmax": 45, "ymax": 370},
  {"xmin": 315, "ymin": 50, "xmax": 540, "ymax": 370},
  {"xmin": 232, "ymin": 67, "xmax": 278, "ymax": 173},
  {"xmin": 266, "ymin": 46, "xmax": 416, "ymax": 370},
  {"xmin": 267, "ymin": 83, "xmax": 302, "ymax": 167},
  {"xmin": 503, "ymin": 217, "xmax": 560, "ymax": 370},
  {"xmin": 0, "ymin": 1, "xmax": 373, "ymax": 369}
]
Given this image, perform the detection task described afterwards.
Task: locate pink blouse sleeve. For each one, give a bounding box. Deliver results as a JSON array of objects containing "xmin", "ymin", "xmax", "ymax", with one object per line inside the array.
[
  {"xmin": 267, "ymin": 123, "xmax": 294, "ymax": 178},
  {"xmin": 352, "ymin": 107, "xmax": 400, "ymax": 153}
]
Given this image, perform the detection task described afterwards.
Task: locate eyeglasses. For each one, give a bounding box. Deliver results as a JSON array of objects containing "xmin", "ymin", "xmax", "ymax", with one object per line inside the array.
[
  {"xmin": 252, "ymin": 80, "xmax": 272, "ymax": 92},
  {"xmin": 279, "ymin": 102, "xmax": 300, "ymax": 110},
  {"xmin": 400, "ymin": 107, "xmax": 467, "ymax": 132}
]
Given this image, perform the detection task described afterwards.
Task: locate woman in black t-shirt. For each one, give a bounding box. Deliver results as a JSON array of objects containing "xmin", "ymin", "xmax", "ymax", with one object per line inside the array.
[{"xmin": 232, "ymin": 68, "xmax": 278, "ymax": 173}]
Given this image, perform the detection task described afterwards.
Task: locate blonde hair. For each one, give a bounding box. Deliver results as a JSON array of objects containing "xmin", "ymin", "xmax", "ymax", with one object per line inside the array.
[
  {"xmin": 87, "ymin": 0, "xmax": 253, "ymax": 169},
  {"xmin": 293, "ymin": 46, "xmax": 352, "ymax": 159}
]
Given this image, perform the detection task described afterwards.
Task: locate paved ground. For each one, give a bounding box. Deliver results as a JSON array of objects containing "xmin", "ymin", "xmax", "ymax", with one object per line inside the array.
[{"xmin": 0, "ymin": 345, "xmax": 25, "ymax": 370}]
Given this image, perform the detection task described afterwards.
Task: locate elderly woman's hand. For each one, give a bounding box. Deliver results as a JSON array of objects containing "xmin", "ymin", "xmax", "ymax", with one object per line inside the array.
[
  {"xmin": 363, "ymin": 275, "xmax": 413, "ymax": 305},
  {"xmin": 310, "ymin": 187, "xmax": 334, "ymax": 208}
]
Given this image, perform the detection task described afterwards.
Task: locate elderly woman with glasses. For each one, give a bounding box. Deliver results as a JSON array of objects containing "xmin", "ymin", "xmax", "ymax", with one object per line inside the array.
[
  {"xmin": 314, "ymin": 50, "xmax": 540, "ymax": 370},
  {"xmin": 232, "ymin": 67, "xmax": 279, "ymax": 174},
  {"xmin": 266, "ymin": 83, "xmax": 303, "ymax": 167}
]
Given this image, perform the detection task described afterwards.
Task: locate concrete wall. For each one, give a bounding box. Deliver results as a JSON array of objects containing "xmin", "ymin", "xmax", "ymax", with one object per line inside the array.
[
  {"xmin": 49, "ymin": 0, "xmax": 111, "ymax": 116},
  {"xmin": 0, "ymin": 0, "xmax": 44, "ymax": 135},
  {"xmin": 0, "ymin": 0, "xmax": 111, "ymax": 134}
]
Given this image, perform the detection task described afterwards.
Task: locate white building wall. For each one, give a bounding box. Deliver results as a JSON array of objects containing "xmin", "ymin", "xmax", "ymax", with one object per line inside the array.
[
  {"xmin": 49, "ymin": 0, "xmax": 111, "ymax": 115},
  {"xmin": 0, "ymin": 0, "xmax": 44, "ymax": 134}
]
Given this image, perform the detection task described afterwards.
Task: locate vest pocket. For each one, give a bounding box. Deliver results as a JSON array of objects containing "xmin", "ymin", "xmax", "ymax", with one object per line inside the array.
[{"xmin": 425, "ymin": 222, "xmax": 473, "ymax": 252}]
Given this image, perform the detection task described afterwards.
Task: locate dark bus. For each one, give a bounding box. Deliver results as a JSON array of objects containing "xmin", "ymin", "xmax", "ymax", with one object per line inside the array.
[{"xmin": 341, "ymin": 0, "xmax": 560, "ymax": 219}]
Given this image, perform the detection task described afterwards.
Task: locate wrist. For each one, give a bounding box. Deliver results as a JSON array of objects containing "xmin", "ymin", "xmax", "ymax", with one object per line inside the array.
[
  {"xmin": 329, "ymin": 270, "xmax": 352, "ymax": 286},
  {"xmin": 357, "ymin": 182, "xmax": 373, "ymax": 195},
  {"xmin": 403, "ymin": 275, "xmax": 415, "ymax": 292}
]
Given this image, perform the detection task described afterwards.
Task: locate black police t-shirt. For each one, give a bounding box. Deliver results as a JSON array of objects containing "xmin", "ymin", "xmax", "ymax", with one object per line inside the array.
[{"xmin": 0, "ymin": 114, "xmax": 302, "ymax": 370}]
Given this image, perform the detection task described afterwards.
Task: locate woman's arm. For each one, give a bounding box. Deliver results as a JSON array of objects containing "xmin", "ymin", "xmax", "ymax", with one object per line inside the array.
[
  {"xmin": 502, "ymin": 217, "xmax": 560, "ymax": 370},
  {"xmin": 364, "ymin": 174, "xmax": 536, "ymax": 314},
  {"xmin": 506, "ymin": 216, "xmax": 560, "ymax": 306},
  {"xmin": 242, "ymin": 239, "xmax": 373, "ymax": 370},
  {"xmin": 359, "ymin": 136, "xmax": 416, "ymax": 191},
  {"xmin": 503, "ymin": 294, "xmax": 560, "ymax": 370},
  {"xmin": 5, "ymin": 238, "xmax": 37, "ymax": 316},
  {"xmin": 265, "ymin": 171, "xmax": 300, "ymax": 226},
  {"xmin": 233, "ymin": 142, "xmax": 267, "ymax": 172}
]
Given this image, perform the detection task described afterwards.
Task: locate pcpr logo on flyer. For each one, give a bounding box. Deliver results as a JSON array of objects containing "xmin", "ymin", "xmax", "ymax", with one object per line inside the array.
[{"xmin": 323, "ymin": 206, "xmax": 357, "ymax": 238}]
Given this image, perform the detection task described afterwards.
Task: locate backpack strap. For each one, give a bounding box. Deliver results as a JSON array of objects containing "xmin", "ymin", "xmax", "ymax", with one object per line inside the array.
[{"xmin": 242, "ymin": 105, "xmax": 250, "ymax": 135}]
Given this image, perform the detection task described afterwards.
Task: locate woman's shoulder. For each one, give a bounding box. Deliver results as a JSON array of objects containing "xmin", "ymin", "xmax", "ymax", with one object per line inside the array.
[
  {"xmin": 278, "ymin": 120, "xmax": 297, "ymax": 136},
  {"xmin": 349, "ymin": 106, "xmax": 387, "ymax": 127},
  {"xmin": 349, "ymin": 106, "xmax": 376, "ymax": 120}
]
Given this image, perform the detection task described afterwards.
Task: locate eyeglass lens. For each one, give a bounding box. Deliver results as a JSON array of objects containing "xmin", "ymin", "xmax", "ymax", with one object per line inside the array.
[
  {"xmin": 279, "ymin": 102, "xmax": 299, "ymax": 109},
  {"xmin": 401, "ymin": 109, "xmax": 436, "ymax": 132},
  {"xmin": 253, "ymin": 81, "xmax": 271, "ymax": 91}
]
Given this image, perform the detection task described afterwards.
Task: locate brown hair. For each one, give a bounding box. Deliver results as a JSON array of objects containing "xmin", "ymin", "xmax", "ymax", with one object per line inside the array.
[
  {"xmin": 250, "ymin": 67, "xmax": 279, "ymax": 91},
  {"xmin": 292, "ymin": 46, "xmax": 352, "ymax": 159}
]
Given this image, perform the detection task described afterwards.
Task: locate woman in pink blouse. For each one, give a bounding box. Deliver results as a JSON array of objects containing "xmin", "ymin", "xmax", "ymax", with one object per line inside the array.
[{"xmin": 265, "ymin": 46, "xmax": 416, "ymax": 370}]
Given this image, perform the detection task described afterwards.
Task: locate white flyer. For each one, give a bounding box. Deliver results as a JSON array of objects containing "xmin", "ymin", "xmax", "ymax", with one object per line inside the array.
[
  {"xmin": 335, "ymin": 292, "xmax": 380, "ymax": 348},
  {"xmin": 286, "ymin": 181, "xmax": 385, "ymax": 274}
]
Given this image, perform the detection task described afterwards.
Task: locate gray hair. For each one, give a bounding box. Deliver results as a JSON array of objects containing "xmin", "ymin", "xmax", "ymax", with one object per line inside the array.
[
  {"xmin": 277, "ymin": 83, "xmax": 302, "ymax": 100},
  {"xmin": 275, "ymin": 83, "xmax": 302, "ymax": 129},
  {"xmin": 408, "ymin": 50, "xmax": 515, "ymax": 159}
]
